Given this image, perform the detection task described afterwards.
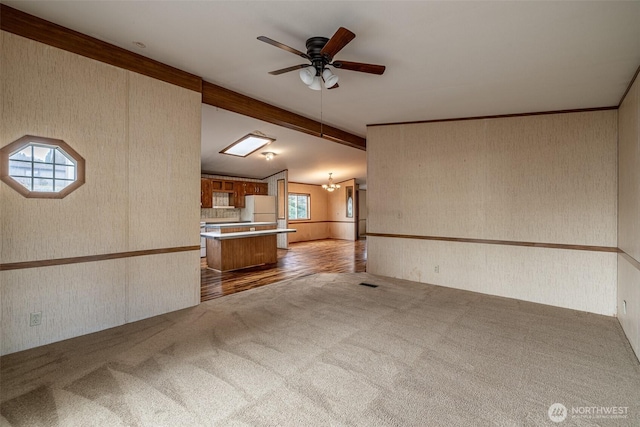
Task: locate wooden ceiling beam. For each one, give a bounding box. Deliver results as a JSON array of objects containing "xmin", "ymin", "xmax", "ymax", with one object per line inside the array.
[{"xmin": 202, "ymin": 82, "xmax": 366, "ymax": 150}]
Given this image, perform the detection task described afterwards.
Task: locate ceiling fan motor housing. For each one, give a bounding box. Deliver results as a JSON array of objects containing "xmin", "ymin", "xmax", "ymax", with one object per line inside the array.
[{"xmin": 306, "ymin": 37, "xmax": 330, "ymax": 75}]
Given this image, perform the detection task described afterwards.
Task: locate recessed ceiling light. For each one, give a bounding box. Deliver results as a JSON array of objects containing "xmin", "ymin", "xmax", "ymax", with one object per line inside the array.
[
  {"xmin": 132, "ymin": 41, "xmax": 146, "ymax": 49},
  {"xmin": 220, "ymin": 133, "xmax": 275, "ymax": 157}
]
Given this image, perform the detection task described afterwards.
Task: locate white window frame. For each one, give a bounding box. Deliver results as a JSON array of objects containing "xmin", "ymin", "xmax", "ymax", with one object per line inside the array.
[
  {"xmin": 288, "ymin": 193, "xmax": 311, "ymax": 221},
  {"xmin": 1, "ymin": 135, "xmax": 85, "ymax": 199}
]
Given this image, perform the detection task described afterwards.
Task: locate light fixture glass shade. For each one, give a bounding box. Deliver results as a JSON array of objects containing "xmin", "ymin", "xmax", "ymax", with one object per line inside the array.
[
  {"xmin": 308, "ymin": 76, "xmax": 322, "ymax": 91},
  {"xmin": 299, "ymin": 66, "xmax": 316, "ymax": 85},
  {"xmin": 322, "ymin": 173, "xmax": 340, "ymax": 191},
  {"xmin": 262, "ymin": 152, "xmax": 275, "ymax": 161},
  {"xmin": 322, "ymin": 69, "xmax": 339, "ymax": 88}
]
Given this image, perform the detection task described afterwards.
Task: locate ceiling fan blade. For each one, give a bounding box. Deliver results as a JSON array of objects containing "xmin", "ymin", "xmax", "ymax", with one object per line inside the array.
[
  {"xmin": 320, "ymin": 27, "xmax": 355, "ymax": 59},
  {"xmin": 269, "ymin": 64, "xmax": 310, "ymax": 75},
  {"xmin": 332, "ymin": 60, "xmax": 386, "ymax": 75},
  {"xmin": 257, "ymin": 36, "xmax": 310, "ymax": 60},
  {"xmin": 327, "ymin": 82, "xmax": 339, "ymax": 90}
]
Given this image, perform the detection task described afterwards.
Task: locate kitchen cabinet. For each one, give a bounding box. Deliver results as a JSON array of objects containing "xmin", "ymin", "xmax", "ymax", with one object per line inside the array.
[
  {"xmin": 233, "ymin": 184, "xmax": 246, "ymax": 208},
  {"xmin": 243, "ymin": 182, "xmax": 269, "ymax": 196},
  {"xmin": 201, "ymin": 178, "xmax": 212, "ymax": 208},
  {"xmin": 210, "ymin": 179, "xmax": 234, "ymax": 192},
  {"xmin": 202, "ymin": 178, "xmax": 267, "ymax": 209},
  {"xmin": 256, "ymin": 183, "xmax": 268, "ymax": 194},
  {"xmin": 232, "ymin": 181, "xmax": 267, "ymax": 208},
  {"xmin": 201, "ymin": 222, "xmax": 296, "ymax": 271}
]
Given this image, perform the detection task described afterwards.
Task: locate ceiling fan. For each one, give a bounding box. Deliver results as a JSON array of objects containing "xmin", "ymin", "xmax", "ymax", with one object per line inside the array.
[{"xmin": 257, "ymin": 27, "xmax": 386, "ymax": 90}]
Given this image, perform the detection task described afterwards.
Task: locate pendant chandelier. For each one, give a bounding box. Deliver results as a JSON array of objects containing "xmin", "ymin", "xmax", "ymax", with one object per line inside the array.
[{"xmin": 322, "ymin": 173, "xmax": 340, "ymax": 192}]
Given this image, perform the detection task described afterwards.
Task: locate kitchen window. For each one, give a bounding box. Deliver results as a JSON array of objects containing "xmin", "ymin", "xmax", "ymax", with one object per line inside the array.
[
  {"xmin": 288, "ymin": 193, "xmax": 310, "ymax": 220},
  {"xmin": 1, "ymin": 135, "xmax": 85, "ymax": 199}
]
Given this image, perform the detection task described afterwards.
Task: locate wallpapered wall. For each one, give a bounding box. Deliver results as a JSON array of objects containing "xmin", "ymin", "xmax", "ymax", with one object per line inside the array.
[
  {"xmin": 288, "ymin": 180, "xmax": 357, "ymax": 243},
  {"xmin": 618, "ymin": 76, "xmax": 640, "ymax": 357},
  {"xmin": 367, "ymin": 110, "xmax": 618, "ymax": 316},
  {"xmin": 0, "ymin": 32, "xmax": 201, "ymax": 355}
]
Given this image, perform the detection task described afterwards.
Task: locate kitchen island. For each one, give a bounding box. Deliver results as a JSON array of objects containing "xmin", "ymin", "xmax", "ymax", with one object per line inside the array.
[{"xmin": 200, "ymin": 222, "xmax": 296, "ymax": 271}]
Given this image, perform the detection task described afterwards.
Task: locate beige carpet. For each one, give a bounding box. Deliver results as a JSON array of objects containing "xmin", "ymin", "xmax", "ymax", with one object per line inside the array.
[{"xmin": 1, "ymin": 272, "xmax": 639, "ymax": 426}]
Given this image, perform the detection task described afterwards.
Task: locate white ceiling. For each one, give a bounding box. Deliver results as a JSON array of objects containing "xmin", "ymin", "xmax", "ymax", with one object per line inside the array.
[
  {"xmin": 4, "ymin": 1, "xmax": 640, "ymax": 186},
  {"xmin": 201, "ymin": 105, "xmax": 366, "ymax": 184}
]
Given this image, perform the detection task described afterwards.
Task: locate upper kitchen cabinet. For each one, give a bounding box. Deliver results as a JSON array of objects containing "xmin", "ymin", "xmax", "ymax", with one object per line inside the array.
[
  {"xmin": 211, "ymin": 179, "xmax": 234, "ymax": 192},
  {"xmin": 244, "ymin": 182, "xmax": 268, "ymax": 196},
  {"xmin": 201, "ymin": 178, "xmax": 269, "ymax": 209},
  {"xmin": 233, "ymin": 181, "xmax": 268, "ymax": 208},
  {"xmin": 234, "ymin": 183, "xmax": 246, "ymax": 208},
  {"xmin": 256, "ymin": 183, "xmax": 268, "ymax": 195},
  {"xmin": 201, "ymin": 178, "xmax": 213, "ymax": 208}
]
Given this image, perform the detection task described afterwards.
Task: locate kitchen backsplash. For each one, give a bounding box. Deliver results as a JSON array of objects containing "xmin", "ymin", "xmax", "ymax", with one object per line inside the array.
[{"xmin": 200, "ymin": 208, "xmax": 240, "ymax": 219}]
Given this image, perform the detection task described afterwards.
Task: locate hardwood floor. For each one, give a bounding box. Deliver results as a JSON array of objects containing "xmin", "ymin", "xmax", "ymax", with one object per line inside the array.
[{"xmin": 201, "ymin": 238, "xmax": 367, "ymax": 302}]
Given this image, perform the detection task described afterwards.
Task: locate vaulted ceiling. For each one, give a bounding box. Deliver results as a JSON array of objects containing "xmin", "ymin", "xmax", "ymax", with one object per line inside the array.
[{"xmin": 3, "ymin": 1, "xmax": 639, "ymax": 185}]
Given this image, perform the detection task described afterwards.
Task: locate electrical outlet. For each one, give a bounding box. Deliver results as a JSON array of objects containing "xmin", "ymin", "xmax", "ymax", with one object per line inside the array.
[
  {"xmin": 435, "ymin": 265, "xmax": 439, "ymax": 273},
  {"xmin": 30, "ymin": 312, "xmax": 42, "ymax": 327}
]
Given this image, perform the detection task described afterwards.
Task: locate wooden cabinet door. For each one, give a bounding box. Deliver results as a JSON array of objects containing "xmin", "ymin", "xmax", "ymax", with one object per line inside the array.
[
  {"xmin": 242, "ymin": 182, "xmax": 268, "ymax": 195},
  {"xmin": 210, "ymin": 179, "xmax": 234, "ymax": 193},
  {"xmin": 243, "ymin": 181, "xmax": 254, "ymax": 196},
  {"xmin": 201, "ymin": 178, "xmax": 212, "ymax": 208},
  {"xmin": 234, "ymin": 183, "xmax": 246, "ymax": 208},
  {"xmin": 210, "ymin": 179, "xmax": 223, "ymax": 191}
]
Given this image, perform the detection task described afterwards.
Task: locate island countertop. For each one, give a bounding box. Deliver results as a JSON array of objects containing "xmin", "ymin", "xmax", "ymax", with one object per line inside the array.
[
  {"xmin": 199, "ymin": 221, "xmax": 277, "ymax": 228},
  {"xmin": 201, "ymin": 228, "xmax": 296, "ymax": 240}
]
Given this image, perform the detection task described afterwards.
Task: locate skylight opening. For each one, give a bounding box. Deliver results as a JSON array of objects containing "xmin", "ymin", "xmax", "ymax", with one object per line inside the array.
[{"xmin": 220, "ymin": 133, "xmax": 275, "ymax": 157}]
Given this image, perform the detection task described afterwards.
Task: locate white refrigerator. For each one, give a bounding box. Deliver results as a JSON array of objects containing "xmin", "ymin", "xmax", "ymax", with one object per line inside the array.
[{"xmin": 240, "ymin": 195, "xmax": 276, "ymax": 222}]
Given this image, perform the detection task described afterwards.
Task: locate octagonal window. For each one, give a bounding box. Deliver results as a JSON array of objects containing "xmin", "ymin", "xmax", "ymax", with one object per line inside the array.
[{"xmin": 1, "ymin": 135, "xmax": 85, "ymax": 198}]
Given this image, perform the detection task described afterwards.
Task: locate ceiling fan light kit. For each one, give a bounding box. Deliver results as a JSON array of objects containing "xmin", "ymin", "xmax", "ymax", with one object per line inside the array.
[
  {"xmin": 299, "ymin": 66, "xmax": 316, "ymax": 85},
  {"xmin": 259, "ymin": 27, "xmax": 385, "ymax": 90},
  {"xmin": 308, "ymin": 76, "xmax": 322, "ymax": 91},
  {"xmin": 322, "ymin": 69, "xmax": 339, "ymax": 89}
]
